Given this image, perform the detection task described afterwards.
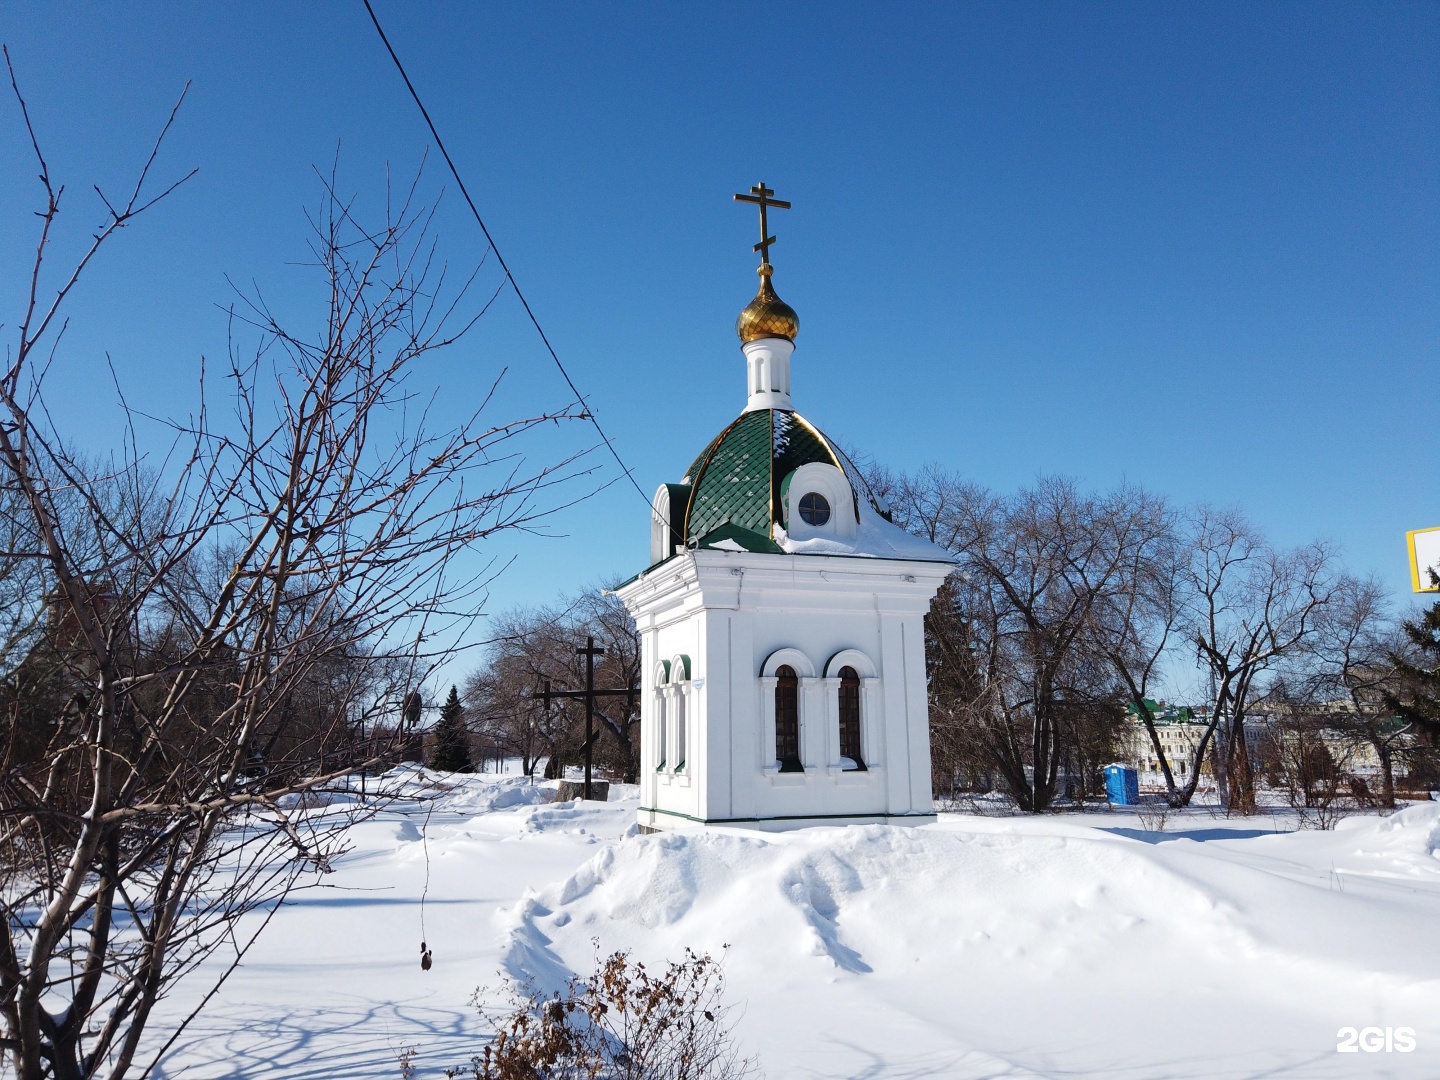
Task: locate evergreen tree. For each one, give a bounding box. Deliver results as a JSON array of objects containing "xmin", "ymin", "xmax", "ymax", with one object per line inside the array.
[
  {"xmin": 430, "ymin": 685, "xmax": 474, "ymax": 772},
  {"xmin": 1387, "ymin": 594, "xmax": 1440, "ymax": 746}
]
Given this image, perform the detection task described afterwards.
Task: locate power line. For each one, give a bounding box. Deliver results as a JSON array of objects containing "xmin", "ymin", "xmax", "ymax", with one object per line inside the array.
[{"xmin": 360, "ymin": 0, "xmax": 651, "ymax": 508}]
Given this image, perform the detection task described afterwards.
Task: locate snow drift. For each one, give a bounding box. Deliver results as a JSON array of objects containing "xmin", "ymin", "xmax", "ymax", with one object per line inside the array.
[
  {"xmin": 504, "ymin": 805, "xmax": 1440, "ymax": 1079},
  {"xmin": 147, "ymin": 775, "xmax": 1440, "ymax": 1079}
]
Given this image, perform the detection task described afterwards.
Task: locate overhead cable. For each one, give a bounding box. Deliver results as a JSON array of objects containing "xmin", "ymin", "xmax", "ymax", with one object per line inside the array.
[{"xmin": 361, "ymin": 0, "xmax": 651, "ymax": 508}]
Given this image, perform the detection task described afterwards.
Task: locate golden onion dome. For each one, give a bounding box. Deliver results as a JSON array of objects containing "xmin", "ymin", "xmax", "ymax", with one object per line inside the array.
[{"xmin": 736, "ymin": 264, "xmax": 799, "ymax": 343}]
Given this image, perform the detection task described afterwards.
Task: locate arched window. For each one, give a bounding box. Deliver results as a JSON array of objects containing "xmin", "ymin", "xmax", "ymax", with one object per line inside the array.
[
  {"xmin": 654, "ymin": 661, "xmax": 669, "ymax": 771},
  {"xmin": 674, "ymin": 686, "xmax": 687, "ymax": 770},
  {"xmin": 668, "ymin": 654, "xmax": 691, "ymax": 773},
  {"xmin": 838, "ymin": 666, "xmax": 865, "ymax": 770},
  {"xmin": 775, "ymin": 665, "xmax": 802, "ymax": 772}
]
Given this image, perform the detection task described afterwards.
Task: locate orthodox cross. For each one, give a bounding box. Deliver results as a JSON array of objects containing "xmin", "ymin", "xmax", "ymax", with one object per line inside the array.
[
  {"xmin": 733, "ymin": 182, "xmax": 791, "ymax": 266},
  {"xmin": 532, "ymin": 636, "xmax": 637, "ymax": 800}
]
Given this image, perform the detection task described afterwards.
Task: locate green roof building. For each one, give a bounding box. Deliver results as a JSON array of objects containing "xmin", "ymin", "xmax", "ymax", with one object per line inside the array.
[{"xmin": 616, "ymin": 184, "xmax": 952, "ymax": 833}]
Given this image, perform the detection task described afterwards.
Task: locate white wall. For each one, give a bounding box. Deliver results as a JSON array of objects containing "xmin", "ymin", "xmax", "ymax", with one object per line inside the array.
[{"xmin": 618, "ymin": 548, "xmax": 950, "ymax": 831}]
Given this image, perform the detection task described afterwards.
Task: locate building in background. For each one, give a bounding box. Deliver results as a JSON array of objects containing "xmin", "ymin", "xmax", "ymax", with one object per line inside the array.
[{"xmin": 1119, "ymin": 700, "xmax": 1217, "ymax": 790}]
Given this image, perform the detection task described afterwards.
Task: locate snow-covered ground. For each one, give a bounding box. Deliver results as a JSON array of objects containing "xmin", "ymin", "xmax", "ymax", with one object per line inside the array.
[{"xmin": 149, "ymin": 771, "xmax": 1440, "ymax": 1079}]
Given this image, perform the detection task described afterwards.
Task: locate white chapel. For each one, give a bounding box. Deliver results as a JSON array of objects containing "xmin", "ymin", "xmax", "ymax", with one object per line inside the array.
[{"xmin": 615, "ymin": 184, "xmax": 953, "ymax": 832}]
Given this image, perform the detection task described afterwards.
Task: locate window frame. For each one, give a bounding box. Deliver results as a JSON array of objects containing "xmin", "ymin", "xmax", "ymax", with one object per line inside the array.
[
  {"xmin": 774, "ymin": 665, "xmax": 802, "ymax": 772},
  {"xmin": 670, "ymin": 653, "xmax": 691, "ymax": 773},
  {"xmin": 653, "ymin": 659, "xmax": 670, "ymax": 772},
  {"xmin": 798, "ymin": 491, "xmax": 831, "ymax": 526},
  {"xmin": 759, "ymin": 647, "xmax": 818, "ymax": 775},
  {"xmin": 837, "ymin": 665, "xmax": 866, "ymax": 771},
  {"xmin": 822, "ymin": 649, "xmax": 880, "ymax": 774}
]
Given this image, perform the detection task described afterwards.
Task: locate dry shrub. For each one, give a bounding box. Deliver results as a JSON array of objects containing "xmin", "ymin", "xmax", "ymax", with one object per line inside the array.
[
  {"xmin": 1134, "ymin": 799, "xmax": 1169, "ymax": 832},
  {"xmin": 450, "ymin": 946, "xmax": 756, "ymax": 1080}
]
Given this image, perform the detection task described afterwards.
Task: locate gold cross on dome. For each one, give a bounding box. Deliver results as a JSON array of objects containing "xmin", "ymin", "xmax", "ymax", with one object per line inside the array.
[{"xmin": 733, "ymin": 182, "xmax": 791, "ymax": 267}]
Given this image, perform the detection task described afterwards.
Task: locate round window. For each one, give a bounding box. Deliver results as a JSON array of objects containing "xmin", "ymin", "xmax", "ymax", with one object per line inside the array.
[{"xmin": 798, "ymin": 491, "xmax": 831, "ymax": 526}]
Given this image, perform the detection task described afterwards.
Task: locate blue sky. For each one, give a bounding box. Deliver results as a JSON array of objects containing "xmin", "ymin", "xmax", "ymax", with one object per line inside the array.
[{"xmin": 1, "ymin": 2, "xmax": 1437, "ymax": 652}]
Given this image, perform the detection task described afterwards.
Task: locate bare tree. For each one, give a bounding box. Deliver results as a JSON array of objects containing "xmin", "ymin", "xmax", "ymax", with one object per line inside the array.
[
  {"xmin": 467, "ymin": 605, "xmax": 582, "ymax": 780},
  {"xmin": 882, "ymin": 465, "xmax": 1348, "ymax": 815},
  {"xmin": 1185, "ymin": 508, "xmax": 1339, "ymax": 814},
  {"xmin": 1082, "ymin": 495, "xmax": 1186, "ymax": 806},
  {"xmin": 463, "ymin": 611, "xmax": 551, "ymax": 778},
  {"xmin": 922, "ymin": 578, "xmax": 1002, "ymax": 802},
  {"xmin": 1087, "ymin": 501, "xmax": 1201, "ymax": 807},
  {"xmin": 1294, "ymin": 576, "xmax": 1412, "ymax": 807},
  {"xmin": 576, "ymin": 589, "xmax": 643, "ymax": 781},
  {"xmin": 464, "ymin": 587, "xmax": 640, "ymax": 783},
  {"xmin": 1257, "ymin": 699, "xmax": 1353, "ymax": 828},
  {"xmin": 0, "ymin": 58, "xmax": 584, "ymax": 1080},
  {"xmin": 888, "ymin": 471, "xmax": 1152, "ymax": 811}
]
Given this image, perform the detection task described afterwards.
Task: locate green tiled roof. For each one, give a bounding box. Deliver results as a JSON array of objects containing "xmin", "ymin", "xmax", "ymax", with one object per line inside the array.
[
  {"xmin": 685, "ymin": 409, "xmax": 773, "ymax": 543},
  {"xmin": 771, "ymin": 410, "xmax": 850, "ymax": 525},
  {"xmin": 678, "ymin": 408, "xmax": 859, "ymax": 553},
  {"xmin": 682, "ymin": 425, "xmax": 729, "ymax": 485}
]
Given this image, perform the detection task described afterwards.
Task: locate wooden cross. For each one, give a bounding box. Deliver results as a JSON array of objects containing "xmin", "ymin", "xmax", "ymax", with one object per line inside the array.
[
  {"xmin": 576, "ymin": 636, "xmax": 605, "ymax": 799},
  {"xmin": 733, "ymin": 182, "xmax": 791, "ymax": 266},
  {"xmin": 531, "ymin": 637, "xmax": 637, "ymax": 801}
]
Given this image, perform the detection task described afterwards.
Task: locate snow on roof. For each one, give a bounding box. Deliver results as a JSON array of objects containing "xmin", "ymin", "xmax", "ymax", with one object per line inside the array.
[{"xmin": 775, "ymin": 489, "xmax": 953, "ymax": 562}]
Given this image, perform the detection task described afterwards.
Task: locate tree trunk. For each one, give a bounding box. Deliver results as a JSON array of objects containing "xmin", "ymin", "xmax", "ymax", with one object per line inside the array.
[
  {"xmin": 1226, "ymin": 715, "xmax": 1256, "ymax": 814},
  {"xmin": 1375, "ymin": 739, "xmax": 1396, "ymax": 808}
]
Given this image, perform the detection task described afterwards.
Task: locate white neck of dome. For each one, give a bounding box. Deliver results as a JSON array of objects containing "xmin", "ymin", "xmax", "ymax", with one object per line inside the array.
[{"xmin": 743, "ymin": 337, "xmax": 794, "ymax": 412}]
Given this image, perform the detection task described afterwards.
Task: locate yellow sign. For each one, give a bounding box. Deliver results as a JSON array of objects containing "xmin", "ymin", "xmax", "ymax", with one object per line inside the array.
[{"xmin": 1408, "ymin": 527, "xmax": 1440, "ymax": 592}]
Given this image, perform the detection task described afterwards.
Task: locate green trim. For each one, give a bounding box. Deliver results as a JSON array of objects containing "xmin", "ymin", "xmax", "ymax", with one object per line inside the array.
[
  {"xmin": 623, "ymin": 547, "xmax": 680, "ymax": 584},
  {"xmin": 657, "ymin": 482, "xmax": 691, "ymax": 556},
  {"xmin": 693, "ymin": 521, "xmax": 784, "ymax": 554}
]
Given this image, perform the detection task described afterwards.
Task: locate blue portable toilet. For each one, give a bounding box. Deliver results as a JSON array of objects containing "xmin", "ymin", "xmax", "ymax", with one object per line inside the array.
[{"xmin": 1104, "ymin": 764, "xmax": 1139, "ymax": 806}]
